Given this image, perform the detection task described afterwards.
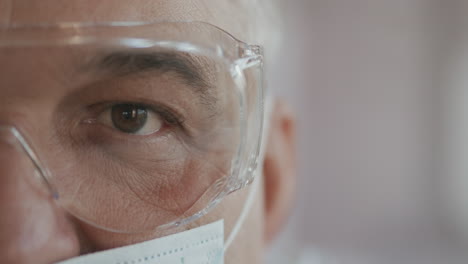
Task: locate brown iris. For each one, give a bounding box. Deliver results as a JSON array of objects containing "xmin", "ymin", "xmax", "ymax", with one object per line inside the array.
[{"xmin": 111, "ymin": 104, "xmax": 148, "ymax": 133}]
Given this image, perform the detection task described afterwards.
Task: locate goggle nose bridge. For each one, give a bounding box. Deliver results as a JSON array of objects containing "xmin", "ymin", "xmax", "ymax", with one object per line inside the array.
[{"xmin": 0, "ymin": 125, "xmax": 57, "ymax": 199}]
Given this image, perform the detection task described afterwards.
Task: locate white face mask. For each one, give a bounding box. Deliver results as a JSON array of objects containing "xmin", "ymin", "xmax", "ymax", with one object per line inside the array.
[
  {"xmin": 55, "ymin": 98, "xmax": 272, "ymax": 264},
  {"xmin": 56, "ymin": 220, "xmax": 225, "ymax": 264}
]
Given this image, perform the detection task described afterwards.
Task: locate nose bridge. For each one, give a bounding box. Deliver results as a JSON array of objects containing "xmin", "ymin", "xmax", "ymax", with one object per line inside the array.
[
  {"xmin": 0, "ymin": 125, "xmax": 80, "ymax": 263},
  {"xmin": 0, "ymin": 125, "xmax": 53, "ymax": 197},
  {"xmin": 0, "ymin": 127, "xmax": 44, "ymax": 213}
]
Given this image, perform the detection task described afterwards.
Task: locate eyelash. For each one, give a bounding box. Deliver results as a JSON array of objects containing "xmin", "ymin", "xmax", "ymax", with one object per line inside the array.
[{"xmin": 144, "ymin": 103, "xmax": 186, "ymax": 127}]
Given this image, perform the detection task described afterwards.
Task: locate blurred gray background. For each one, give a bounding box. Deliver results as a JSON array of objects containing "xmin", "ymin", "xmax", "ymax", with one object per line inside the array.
[{"xmin": 266, "ymin": 1, "xmax": 468, "ymax": 263}]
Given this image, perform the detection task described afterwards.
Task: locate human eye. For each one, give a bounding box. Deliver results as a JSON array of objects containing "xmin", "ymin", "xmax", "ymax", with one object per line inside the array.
[{"xmin": 92, "ymin": 102, "xmax": 185, "ymax": 137}]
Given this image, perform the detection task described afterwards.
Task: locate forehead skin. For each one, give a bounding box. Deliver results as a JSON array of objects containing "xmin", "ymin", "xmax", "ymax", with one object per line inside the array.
[{"xmin": 0, "ymin": 0, "xmax": 250, "ymax": 40}]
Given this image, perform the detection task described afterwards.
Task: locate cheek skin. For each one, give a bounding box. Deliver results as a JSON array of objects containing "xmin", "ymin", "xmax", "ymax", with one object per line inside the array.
[
  {"xmin": 0, "ymin": 139, "xmax": 81, "ymax": 262},
  {"xmin": 69, "ymin": 176, "xmax": 262, "ymax": 257}
]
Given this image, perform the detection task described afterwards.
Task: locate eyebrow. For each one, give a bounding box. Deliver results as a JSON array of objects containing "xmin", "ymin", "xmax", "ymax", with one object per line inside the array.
[{"xmin": 95, "ymin": 51, "xmax": 212, "ymax": 93}]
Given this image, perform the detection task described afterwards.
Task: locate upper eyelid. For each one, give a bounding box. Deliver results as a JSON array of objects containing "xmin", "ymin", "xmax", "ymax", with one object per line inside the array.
[
  {"xmin": 87, "ymin": 51, "xmax": 216, "ymax": 106},
  {"xmin": 143, "ymin": 103, "xmax": 186, "ymax": 125}
]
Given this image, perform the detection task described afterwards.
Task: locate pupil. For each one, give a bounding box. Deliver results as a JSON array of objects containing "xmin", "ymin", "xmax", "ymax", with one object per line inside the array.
[{"xmin": 111, "ymin": 104, "xmax": 148, "ymax": 133}]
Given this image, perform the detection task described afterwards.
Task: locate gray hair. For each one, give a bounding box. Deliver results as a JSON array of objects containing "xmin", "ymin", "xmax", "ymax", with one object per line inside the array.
[{"xmin": 238, "ymin": 0, "xmax": 283, "ymax": 60}]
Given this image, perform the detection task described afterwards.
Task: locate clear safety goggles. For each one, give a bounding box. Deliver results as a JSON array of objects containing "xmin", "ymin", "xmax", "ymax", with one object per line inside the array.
[{"xmin": 0, "ymin": 21, "xmax": 264, "ymax": 233}]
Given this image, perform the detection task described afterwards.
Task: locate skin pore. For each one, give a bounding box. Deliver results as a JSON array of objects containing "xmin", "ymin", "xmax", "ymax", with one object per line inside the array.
[{"xmin": 0, "ymin": 1, "xmax": 296, "ymax": 263}]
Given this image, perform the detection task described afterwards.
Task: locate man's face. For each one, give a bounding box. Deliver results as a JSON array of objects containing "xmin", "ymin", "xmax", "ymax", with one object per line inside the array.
[
  {"xmin": 0, "ymin": 0, "xmax": 295, "ymax": 263},
  {"xmin": 0, "ymin": 0, "xmax": 274, "ymax": 263}
]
